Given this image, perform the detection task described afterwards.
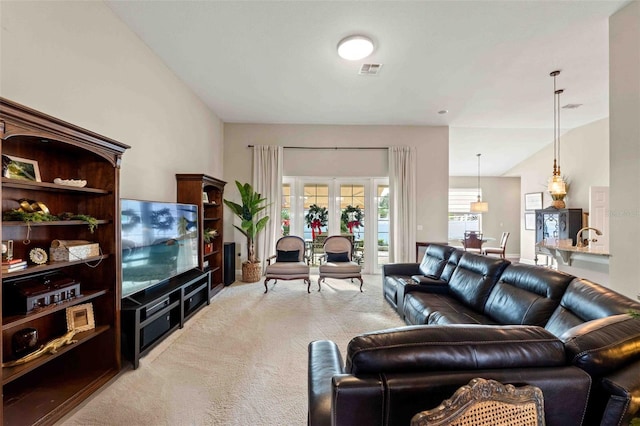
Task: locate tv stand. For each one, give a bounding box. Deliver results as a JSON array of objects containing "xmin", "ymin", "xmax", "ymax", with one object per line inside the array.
[{"xmin": 121, "ymin": 269, "xmax": 211, "ymax": 368}]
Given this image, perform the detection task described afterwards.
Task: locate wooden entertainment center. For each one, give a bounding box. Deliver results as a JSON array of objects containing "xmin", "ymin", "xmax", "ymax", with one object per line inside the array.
[
  {"xmin": 121, "ymin": 269, "xmax": 211, "ymax": 369},
  {"xmin": 176, "ymin": 174, "xmax": 226, "ymax": 296},
  {"xmin": 0, "ymin": 98, "xmax": 129, "ymax": 425},
  {"xmin": 0, "ymin": 99, "xmax": 227, "ymax": 425}
]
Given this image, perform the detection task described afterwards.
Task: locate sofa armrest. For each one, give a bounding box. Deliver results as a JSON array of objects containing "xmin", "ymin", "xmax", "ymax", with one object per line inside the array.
[
  {"xmin": 560, "ymin": 313, "xmax": 640, "ymax": 376},
  {"xmin": 404, "ymin": 282, "xmax": 450, "ymax": 295},
  {"xmin": 332, "ymin": 375, "xmax": 385, "ymax": 426},
  {"xmin": 599, "ymin": 359, "xmax": 640, "ymax": 425},
  {"xmin": 308, "ymin": 340, "xmax": 345, "ymax": 426},
  {"xmin": 382, "ymin": 263, "xmax": 421, "ymax": 277}
]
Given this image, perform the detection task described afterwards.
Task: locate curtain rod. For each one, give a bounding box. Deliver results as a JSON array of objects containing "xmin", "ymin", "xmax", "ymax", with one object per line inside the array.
[{"xmin": 247, "ymin": 145, "xmax": 386, "ymax": 150}]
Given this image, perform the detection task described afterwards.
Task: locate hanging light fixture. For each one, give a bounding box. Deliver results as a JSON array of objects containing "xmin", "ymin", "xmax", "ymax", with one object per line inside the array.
[
  {"xmin": 470, "ymin": 153, "xmax": 489, "ymax": 213},
  {"xmin": 548, "ymin": 70, "xmax": 567, "ymax": 208}
]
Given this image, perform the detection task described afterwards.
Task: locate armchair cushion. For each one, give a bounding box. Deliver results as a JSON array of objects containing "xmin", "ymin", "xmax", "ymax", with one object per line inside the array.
[
  {"xmin": 327, "ymin": 251, "xmax": 350, "ymax": 262},
  {"xmin": 265, "ymin": 261, "xmax": 309, "ymax": 275},
  {"xmin": 276, "ymin": 249, "xmax": 300, "ymax": 262}
]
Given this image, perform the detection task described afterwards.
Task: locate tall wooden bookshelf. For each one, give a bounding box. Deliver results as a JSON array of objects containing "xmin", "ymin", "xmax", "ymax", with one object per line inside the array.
[
  {"xmin": 176, "ymin": 174, "xmax": 226, "ymax": 297},
  {"xmin": 0, "ymin": 98, "xmax": 129, "ymax": 425}
]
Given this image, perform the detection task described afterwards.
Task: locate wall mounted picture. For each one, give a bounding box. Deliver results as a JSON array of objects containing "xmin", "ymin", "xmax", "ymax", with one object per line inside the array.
[
  {"xmin": 525, "ymin": 212, "xmax": 536, "ymax": 230},
  {"xmin": 524, "ymin": 192, "xmax": 543, "ymax": 211},
  {"xmin": 2, "ymin": 155, "xmax": 41, "ymax": 182},
  {"xmin": 66, "ymin": 303, "xmax": 95, "ymax": 333}
]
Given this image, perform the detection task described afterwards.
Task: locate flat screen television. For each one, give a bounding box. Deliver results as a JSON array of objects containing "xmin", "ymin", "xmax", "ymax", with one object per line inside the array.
[{"xmin": 121, "ymin": 199, "xmax": 199, "ymax": 299}]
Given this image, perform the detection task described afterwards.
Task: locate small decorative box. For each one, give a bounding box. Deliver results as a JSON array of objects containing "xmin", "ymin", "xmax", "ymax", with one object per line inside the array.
[{"xmin": 50, "ymin": 240, "xmax": 100, "ymax": 262}]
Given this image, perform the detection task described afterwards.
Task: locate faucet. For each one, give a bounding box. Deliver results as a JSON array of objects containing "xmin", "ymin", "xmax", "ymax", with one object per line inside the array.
[{"xmin": 575, "ymin": 227, "xmax": 603, "ymax": 248}]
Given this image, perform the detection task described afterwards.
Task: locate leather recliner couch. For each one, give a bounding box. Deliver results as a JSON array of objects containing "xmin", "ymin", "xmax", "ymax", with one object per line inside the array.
[{"xmin": 308, "ymin": 245, "xmax": 640, "ymax": 426}]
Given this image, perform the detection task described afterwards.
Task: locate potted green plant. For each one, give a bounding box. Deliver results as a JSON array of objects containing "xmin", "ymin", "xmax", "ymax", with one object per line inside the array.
[
  {"xmin": 203, "ymin": 228, "xmax": 218, "ymax": 254},
  {"xmin": 223, "ymin": 181, "xmax": 270, "ymax": 282}
]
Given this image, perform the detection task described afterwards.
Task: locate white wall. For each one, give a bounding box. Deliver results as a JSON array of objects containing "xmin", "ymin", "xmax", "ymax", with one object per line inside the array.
[
  {"xmin": 449, "ymin": 176, "xmax": 521, "ymax": 257},
  {"xmin": 223, "ymin": 123, "xmax": 449, "ymax": 260},
  {"xmin": 0, "ymin": 1, "xmax": 223, "ymax": 201},
  {"xmin": 610, "ymin": 0, "xmax": 640, "ymax": 300}
]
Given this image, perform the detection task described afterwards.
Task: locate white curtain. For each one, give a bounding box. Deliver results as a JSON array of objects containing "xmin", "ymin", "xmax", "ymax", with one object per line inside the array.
[
  {"xmin": 389, "ymin": 146, "xmax": 417, "ymax": 262},
  {"xmin": 253, "ymin": 145, "xmax": 283, "ymax": 272}
]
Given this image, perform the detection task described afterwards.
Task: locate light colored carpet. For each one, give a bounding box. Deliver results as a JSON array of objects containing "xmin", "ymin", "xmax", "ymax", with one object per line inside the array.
[{"xmin": 59, "ymin": 274, "xmax": 404, "ymax": 426}]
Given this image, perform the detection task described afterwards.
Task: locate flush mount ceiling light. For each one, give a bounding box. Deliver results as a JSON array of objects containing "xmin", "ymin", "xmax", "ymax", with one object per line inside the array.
[{"xmin": 337, "ymin": 35, "xmax": 374, "ymax": 60}]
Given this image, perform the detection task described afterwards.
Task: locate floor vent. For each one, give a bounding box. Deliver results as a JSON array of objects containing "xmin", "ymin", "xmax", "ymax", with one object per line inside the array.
[{"xmin": 359, "ymin": 64, "xmax": 383, "ymax": 75}]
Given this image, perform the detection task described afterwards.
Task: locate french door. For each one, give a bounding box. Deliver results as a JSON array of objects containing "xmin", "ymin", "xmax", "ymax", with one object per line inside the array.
[{"xmin": 281, "ymin": 177, "xmax": 389, "ymax": 274}]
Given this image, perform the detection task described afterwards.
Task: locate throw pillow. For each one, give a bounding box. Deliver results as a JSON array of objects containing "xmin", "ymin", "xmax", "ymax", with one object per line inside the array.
[
  {"xmin": 277, "ymin": 249, "xmax": 299, "ymax": 262},
  {"xmin": 327, "ymin": 251, "xmax": 350, "ymax": 262}
]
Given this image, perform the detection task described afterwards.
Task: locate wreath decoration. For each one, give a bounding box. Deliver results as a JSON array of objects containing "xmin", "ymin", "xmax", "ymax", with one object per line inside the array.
[
  {"xmin": 150, "ymin": 208, "xmax": 175, "ymax": 230},
  {"xmin": 341, "ymin": 205, "xmax": 363, "ymax": 234},
  {"xmin": 305, "ymin": 204, "xmax": 328, "ymax": 239}
]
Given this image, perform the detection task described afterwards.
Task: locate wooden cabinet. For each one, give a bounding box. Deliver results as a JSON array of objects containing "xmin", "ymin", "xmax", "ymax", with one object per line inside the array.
[
  {"xmin": 176, "ymin": 174, "xmax": 226, "ymax": 296},
  {"xmin": 0, "ymin": 98, "xmax": 129, "ymax": 425},
  {"xmin": 534, "ymin": 207, "xmax": 583, "ymax": 246}
]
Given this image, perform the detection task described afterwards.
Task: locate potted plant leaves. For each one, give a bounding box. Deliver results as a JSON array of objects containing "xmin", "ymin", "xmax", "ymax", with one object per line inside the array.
[
  {"xmin": 223, "ymin": 181, "xmax": 269, "ymax": 282},
  {"xmin": 203, "ymin": 228, "xmax": 218, "ymax": 254}
]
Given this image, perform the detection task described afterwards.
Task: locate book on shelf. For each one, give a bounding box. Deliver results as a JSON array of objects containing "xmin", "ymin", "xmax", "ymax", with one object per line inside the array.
[
  {"xmin": 2, "ymin": 260, "xmax": 27, "ymax": 272},
  {"xmin": 2, "ymin": 258, "xmax": 23, "ymax": 265}
]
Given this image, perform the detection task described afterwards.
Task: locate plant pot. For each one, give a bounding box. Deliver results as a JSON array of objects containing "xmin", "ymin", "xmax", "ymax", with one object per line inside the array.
[
  {"xmin": 242, "ymin": 261, "xmax": 262, "ymax": 283},
  {"xmin": 204, "ymin": 243, "xmax": 213, "ymax": 255}
]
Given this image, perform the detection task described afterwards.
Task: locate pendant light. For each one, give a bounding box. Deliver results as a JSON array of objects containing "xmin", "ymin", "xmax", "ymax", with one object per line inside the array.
[
  {"xmin": 548, "ymin": 70, "xmax": 567, "ymax": 208},
  {"xmin": 470, "ymin": 153, "xmax": 488, "ymax": 213}
]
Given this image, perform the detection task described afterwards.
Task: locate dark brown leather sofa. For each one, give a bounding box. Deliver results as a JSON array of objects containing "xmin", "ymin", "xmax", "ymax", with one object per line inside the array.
[{"xmin": 308, "ymin": 245, "xmax": 640, "ymax": 426}]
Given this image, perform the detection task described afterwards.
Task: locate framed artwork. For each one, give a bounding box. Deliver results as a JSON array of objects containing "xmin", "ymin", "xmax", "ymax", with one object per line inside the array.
[
  {"xmin": 525, "ymin": 212, "xmax": 536, "ymax": 230},
  {"xmin": 2, "ymin": 155, "xmax": 41, "ymax": 182},
  {"xmin": 202, "ymin": 192, "xmax": 209, "ymax": 203},
  {"xmin": 524, "ymin": 192, "xmax": 543, "ymax": 211},
  {"xmin": 66, "ymin": 303, "xmax": 95, "ymax": 333}
]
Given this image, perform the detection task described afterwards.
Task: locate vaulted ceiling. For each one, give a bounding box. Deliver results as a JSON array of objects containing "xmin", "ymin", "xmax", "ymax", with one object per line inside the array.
[{"xmin": 106, "ymin": 0, "xmax": 629, "ymax": 176}]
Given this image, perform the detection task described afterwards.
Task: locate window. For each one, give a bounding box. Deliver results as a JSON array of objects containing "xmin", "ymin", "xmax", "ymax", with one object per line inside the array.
[
  {"xmin": 303, "ymin": 183, "xmax": 329, "ymax": 240},
  {"xmin": 449, "ymin": 188, "xmax": 482, "ymax": 240},
  {"xmin": 281, "ymin": 183, "xmax": 291, "ymax": 236}
]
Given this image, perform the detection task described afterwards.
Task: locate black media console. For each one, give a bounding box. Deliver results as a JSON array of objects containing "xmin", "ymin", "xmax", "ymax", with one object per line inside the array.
[{"xmin": 121, "ymin": 269, "xmax": 211, "ymax": 368}]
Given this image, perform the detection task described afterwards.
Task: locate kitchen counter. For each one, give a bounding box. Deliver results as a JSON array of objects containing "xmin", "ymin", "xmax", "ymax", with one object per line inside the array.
[{"xmin": 536, "ymin": 243, "xmax": 610, "ymax": 265}]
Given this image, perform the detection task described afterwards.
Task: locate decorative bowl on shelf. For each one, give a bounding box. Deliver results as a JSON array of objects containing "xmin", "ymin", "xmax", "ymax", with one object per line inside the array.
[{"xmin": 54, "ymin": 178, "xmax": 87, "ymax": 187}]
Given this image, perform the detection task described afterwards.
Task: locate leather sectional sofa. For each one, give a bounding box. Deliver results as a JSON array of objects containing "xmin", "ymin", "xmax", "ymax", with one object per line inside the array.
[{"xmin": 308, "ymin": 244, "xmax": 640, "ymax": 426}]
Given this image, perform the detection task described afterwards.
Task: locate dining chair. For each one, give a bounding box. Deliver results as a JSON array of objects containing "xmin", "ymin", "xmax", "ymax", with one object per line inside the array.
[
  {"xmin": 483, "ymin": 231, "xmax": 510, "ymax": 259},
  {"xmin": 462, "ymin": 231, "xmax": 483, "ymax": 253},
  {"xmin": 411, "ymin": 378, "xmax": 545, "ymax": 426}
]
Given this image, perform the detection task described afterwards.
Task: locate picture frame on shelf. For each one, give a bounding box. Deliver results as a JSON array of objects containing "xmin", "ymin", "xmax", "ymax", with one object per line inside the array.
[
  {"xmin": 2, "ymin": 154, "xmax": 41, "ymax": 182},
  {"xmin": 524, "ymin": 192, "xmax": 543, "ymax": 211},
  {"xmin": 525, "ymin": 212, "xmax": 536, "ymax": 230},
  {"xmin": 2, "ymin": 240, "xmax": 14, "ymax": 261},
  {"xmin": 66, "ymin": 303, "xmax": 95, "ymax": 333},
  {"xmin": 202, "ymin": 192, "xmax": 209, "ymax": 203}
]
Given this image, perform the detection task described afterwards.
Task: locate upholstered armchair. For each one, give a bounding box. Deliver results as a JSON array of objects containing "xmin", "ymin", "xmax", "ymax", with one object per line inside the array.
[
  {"xmin": 264, "ymin": 236, "xmax": 312, "ymax": 293},
  {"xmin": 317, "ymin": 235, "xmax": 363, "ymax": 291}
]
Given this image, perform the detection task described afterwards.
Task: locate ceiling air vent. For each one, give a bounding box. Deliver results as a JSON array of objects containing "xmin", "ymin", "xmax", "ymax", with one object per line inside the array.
[
  {"xmin": 562, "ymin": 103, "xmax": 582, "ymax": 109},
  {"xmin": 359, "ymin": 64, "xmax": 383, "ymax": 75}
]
